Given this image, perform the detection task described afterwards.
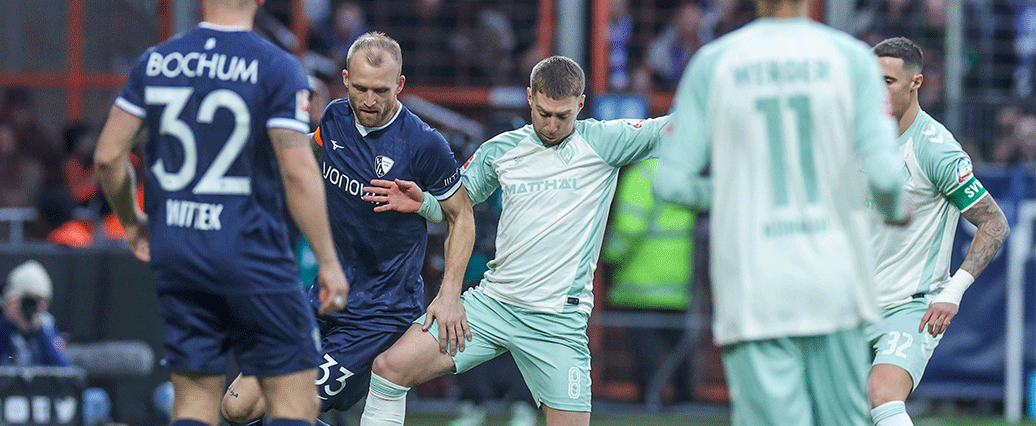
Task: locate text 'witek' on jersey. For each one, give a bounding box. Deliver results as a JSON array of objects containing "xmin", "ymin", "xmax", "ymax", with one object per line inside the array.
[{"xmin": 166, "ymin": 199, "xmax": 223, "ymax": 231}]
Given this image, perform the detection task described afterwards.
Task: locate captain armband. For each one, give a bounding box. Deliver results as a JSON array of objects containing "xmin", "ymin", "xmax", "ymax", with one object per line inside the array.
[{"xmin": 947, "ymin": 176, "xmax": 987, "ymax": 212}]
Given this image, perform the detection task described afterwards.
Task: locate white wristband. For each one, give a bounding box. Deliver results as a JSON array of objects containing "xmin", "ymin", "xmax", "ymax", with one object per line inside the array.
[{"xmin": 932, "ymin": 270, "xmax": 975, "ymax": 306}]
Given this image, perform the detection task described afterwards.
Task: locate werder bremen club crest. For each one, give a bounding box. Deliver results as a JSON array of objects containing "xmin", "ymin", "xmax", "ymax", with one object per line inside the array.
[{"xmin": 375, "ymin": 155, "xmax": 395, "ymax": 177}]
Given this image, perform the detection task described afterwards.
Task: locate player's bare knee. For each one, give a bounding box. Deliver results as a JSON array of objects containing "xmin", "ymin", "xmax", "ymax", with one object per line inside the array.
[
  {"xmin": 867, "ymin": 382, "xmax": 901, "ymax": 408},
  {"xmin": 371, "ymin": 352, "xmax": 399, "ymax": 382},
  {"xmin": 221, "ymin": 389, "xmax": 263, "ymax": 423},
  {"xmin": 373, "ymin": 350, "xmax": 424, "ymax": 387},
  {"xmin": 221, "ymin": 397, "xmax": 256, "ymax": 424}
]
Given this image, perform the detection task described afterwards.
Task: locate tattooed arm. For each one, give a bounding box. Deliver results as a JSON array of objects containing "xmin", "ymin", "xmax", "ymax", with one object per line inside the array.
[
  {"xmin": 959, "ymin": 194, "xmax": 1011, "ymax": 276},
  {"xmin": 920, "ymin": 194, "xmax": 1010, "ymax": 336}
]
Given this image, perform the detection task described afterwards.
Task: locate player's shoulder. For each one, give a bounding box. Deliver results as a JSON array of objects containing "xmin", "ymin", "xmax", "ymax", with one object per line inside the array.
[
  {"xmin": 464, "ymin": 126, "xmax": 530, "ymax": 170},
  {"xmin": 575, "ymin": 118, "xmax": 602, "ymax": 132},
  {"xmin": 490, "ymin": 124, "xmax": 534, "ymax": 145},
  {"xmin": 325, "ymin": 98, "xmax": 352, "ymax": 113},
  {"xmin": 479, "ymin": 125, "xmax": 532, "ymax": 155},
  {"xmin": 579, "ymin": 116, "xmax": 664, "ymax": 134},
  {"xmin": 372, "ymin": 105, "xmax": 451, "ymax": 157},
  {"xmin": 322, "ymin": 98, "xmax": 354, "ymax": 122},
  {"xmin": 911, "ymin": 111, "xmax": 961, "ymax": 150},
  {"xmin": 397, "ymin": 105, "xmax": 446, "ymax": 145},
  {"xmin": 577, "ymin": 117, "xmax": 635, "ymax": 135},
  {"xmin": 152, "ymin": 28, "xmax": 197, "ymax": 51},
  {"xmin": 241, "ymin": 32, "xmax": 304, "ymax": 76},
  {"xmin": 909, "ymin": 110, "xmax": 966, "ymax": 165}
]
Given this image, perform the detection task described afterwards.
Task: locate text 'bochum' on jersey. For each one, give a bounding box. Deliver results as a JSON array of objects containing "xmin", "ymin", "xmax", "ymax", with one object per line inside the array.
[{"xmin": 144, "ymin": 47, "xmax": 259, "ymax": 84}]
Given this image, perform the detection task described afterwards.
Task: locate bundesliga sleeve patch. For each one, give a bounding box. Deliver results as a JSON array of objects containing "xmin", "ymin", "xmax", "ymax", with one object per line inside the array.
[
  {"xmin": 955, "ymin": 157, "xmax": 973, "ymax": 183},
  {"xmin": 461, "ymin": 152, "xmax": 476, "ymax": 172},
  {"xmin": 295, "ymin": 89, "xmax": 311, "ymax": 123},
  {"xmin": 948, "ymin": 175, "xmax": 987, "ymax": 211},
  {"xmin": 622, "ymin": 119, "xmax": 646, "ymax": 129}
]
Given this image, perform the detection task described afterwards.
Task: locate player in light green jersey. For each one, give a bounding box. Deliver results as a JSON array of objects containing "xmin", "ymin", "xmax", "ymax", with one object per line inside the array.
[
  {"xmin": 866, "ymin": 37, "xmax": 1009, "ymax": 426},
  {"xmin": 653, "ymin": 1, "xmax": 910, "ymax": 425},
  {"xmin": 355, "ymin": 56, "xmax": 670, "ymax": 426}
]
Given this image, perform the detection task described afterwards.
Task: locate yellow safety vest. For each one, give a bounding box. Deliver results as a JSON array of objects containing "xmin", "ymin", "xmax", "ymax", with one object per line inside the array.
[{"xmin": 603, "ymin": 159, "xmax": 695, "ymax": 310}]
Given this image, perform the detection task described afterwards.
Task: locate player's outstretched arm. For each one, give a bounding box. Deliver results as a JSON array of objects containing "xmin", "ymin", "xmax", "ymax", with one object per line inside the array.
[
  {"xmin": 425, "ymin": 186, "xmax": 475, "ymax": 355},
  {"xmin": 270, "ymin": 127, "xmax": 349, "ymax": 315},
  {"xmin": 920, "ymin": 194, "xmax": 1009, "ymax": 337},
  {"xmin": 363, "ymin": 179, "xmax": 446, "ymax": 221},
  {"xmin": 95, "ymin": 106, "xmax": 150, "ymax": 262}
]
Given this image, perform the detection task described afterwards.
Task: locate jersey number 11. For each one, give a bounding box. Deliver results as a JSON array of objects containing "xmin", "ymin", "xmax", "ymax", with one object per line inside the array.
[{"xmin": 755, "ymin": 95, "xmax": 818, "ymax": 207}]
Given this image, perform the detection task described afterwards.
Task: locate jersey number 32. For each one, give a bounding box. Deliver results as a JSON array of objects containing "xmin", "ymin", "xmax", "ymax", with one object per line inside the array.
[{"xmin": 146, "ymin": 86, "xmax": 252, "ymax": 195}]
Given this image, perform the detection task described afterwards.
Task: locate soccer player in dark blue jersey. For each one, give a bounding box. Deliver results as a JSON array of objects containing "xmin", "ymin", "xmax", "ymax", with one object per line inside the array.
[
  {"xmin": 94, "ymin": 2, "xmax": 349, "ymax": 426},
  {"xmin": 219, "ymin": 32, "xmax": 475, "ymax": 426}
]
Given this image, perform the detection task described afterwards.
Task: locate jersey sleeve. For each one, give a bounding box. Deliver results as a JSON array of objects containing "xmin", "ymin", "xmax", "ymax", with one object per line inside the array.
[
  {"xmin": 264, "ymin": 53, "xmax": 311, "ymax": 133},
  {"xmin": 583, "ymin": 116, "xmax": 671, "ymax": 167},
  {"xmin": 413, "ymin": 129, "xmax": 462, "ymax": 201},
  {"xmin": 846, "ymin": 43, "xmax": 905, "ymax": 221},
  {"xmin": 459, "ymin": 138, "xmax": 505, "ymax": 205},
  {"xmin": 652, "ymin": 47, "xmax": 714, "ymax": 211},
  {"xmin": 314, "ymin": 99, "xmax": 347, "ymax": 148},
  {"xmin": 114, "ymin": 49, "xmax": 152, "ymax": 118},
  {"xmin": 917, "ymin": 133, "xmax": 987, "ymax": 212}
]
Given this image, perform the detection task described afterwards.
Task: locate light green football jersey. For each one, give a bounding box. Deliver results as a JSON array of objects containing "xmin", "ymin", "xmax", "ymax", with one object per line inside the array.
[
  {"xmin": 655, "ymin": 18, "xmax": 905, "ymax": 345},
  {"xmin": 872, "ymin": 110, "xmax": 987, "ymax": 309},
  {"xmin": 462, "ymin": 117, "xmax": 669, "ymax": 314}
]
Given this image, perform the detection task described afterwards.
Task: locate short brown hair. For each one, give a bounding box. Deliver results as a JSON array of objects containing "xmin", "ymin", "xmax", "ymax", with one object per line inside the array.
[
  {"xmin": 873, "ymin": 37, "xmax": 923, "ymax": 73},
  {"xmin": 530, "ymin": 56, "xmax": 584, "ymax": 99},
  {"xmin": 346, "ymin": 31, "xmax": 403, "ymax": 76}
]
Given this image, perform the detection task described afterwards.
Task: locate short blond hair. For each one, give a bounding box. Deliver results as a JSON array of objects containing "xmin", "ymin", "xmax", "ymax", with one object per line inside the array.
[{"xmin": 346, "ymin": 31, "xmax": 403, "ymax": 76}]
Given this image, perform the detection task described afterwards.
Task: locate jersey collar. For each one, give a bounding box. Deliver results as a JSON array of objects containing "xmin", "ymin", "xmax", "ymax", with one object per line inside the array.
[
  {"xmin": 355, "ymin": 101, "xmax": 403, "ymax": 137},
  {"xmin": 198, "ymin": 21, "xmax": 250, "ymax": 32},
  {"xmin": 898, "ymin": 108, "xmax": 928, "ymax": 146}
]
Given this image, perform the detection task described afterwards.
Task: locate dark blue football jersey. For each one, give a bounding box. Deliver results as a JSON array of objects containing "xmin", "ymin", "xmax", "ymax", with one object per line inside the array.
[
  {"xmin": 313, "ymin": 99, "xmax": 460, "ymax": 331},
  {"xmin": 116, "ymin": 23, "xmax": 312, "ymax": 294}
]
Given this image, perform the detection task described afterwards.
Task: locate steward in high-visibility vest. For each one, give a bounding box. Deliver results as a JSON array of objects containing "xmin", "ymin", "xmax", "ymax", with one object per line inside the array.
[{"xmin": 604, "ymin": 158, "xmax": 695, "ymax": 310}]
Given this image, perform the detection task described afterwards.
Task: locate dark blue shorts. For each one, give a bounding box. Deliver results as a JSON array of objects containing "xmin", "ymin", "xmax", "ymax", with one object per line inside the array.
[
  {"xmin": 159, "ymin": 289, "xmax": 321, "ymax": 377},
  {"xmin": 315, "ymin": 320, "xmax": 407, "ymax": 412}
]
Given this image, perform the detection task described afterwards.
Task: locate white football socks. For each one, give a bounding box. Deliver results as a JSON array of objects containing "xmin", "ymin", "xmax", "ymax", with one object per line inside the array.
[
  {"xmin": 871, "ymin": 401, "xmax": 914, "ymax": 426},
  {"xmin": 359, "ymin": 373, "xmax": 410, "ymax": 426}
]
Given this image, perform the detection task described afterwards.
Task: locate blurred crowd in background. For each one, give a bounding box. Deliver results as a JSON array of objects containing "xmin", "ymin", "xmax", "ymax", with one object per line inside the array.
[{"xmin": 0, "ymin": 0, "xmax": 1035, "ymax": 412}]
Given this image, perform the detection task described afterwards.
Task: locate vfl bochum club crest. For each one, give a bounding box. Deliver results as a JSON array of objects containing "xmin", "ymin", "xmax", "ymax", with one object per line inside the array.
[{"xmin": 375, "ymin": 155, "xmax": 395, "ymax": 177}]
